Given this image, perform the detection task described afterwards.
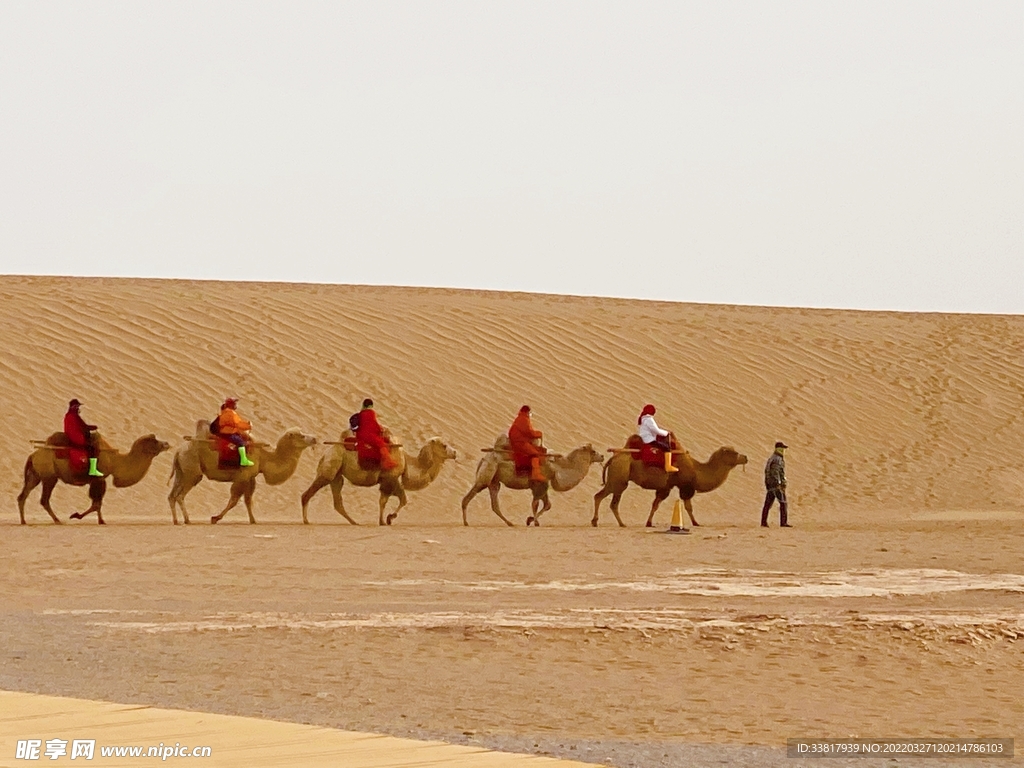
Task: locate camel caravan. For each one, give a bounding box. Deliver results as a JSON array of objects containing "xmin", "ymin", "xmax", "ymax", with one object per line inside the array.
[{"xmin": 18, "ymin": 399, "xmax": 751, "ymax": 529}]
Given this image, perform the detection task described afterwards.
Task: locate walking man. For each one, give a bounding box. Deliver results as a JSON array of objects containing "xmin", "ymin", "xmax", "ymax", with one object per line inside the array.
[{"xmin": 760, "ymin": 441, "xmax": 791, "ymax": 527}]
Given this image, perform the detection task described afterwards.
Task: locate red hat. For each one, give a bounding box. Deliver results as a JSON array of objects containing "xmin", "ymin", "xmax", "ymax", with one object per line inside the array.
[
  {"xmin": 519, "ymin": 405, "xmax": 531, "ymax": 413},
  {"xmin": 223, "ymin": 397, "xmax": 238, "ymax": 408},
  {"xmin": 69, "ymin": 398, "xmax": 82, "ymax": 408},
  {"xmin": 641, "ymin": 404, "xmax": 656, "ymax": 416}
]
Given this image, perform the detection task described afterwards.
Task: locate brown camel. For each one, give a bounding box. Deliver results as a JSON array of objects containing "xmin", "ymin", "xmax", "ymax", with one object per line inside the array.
[
  {"xmin": 167, "ymin": 421, "xmax": 317, "ymax": 524},
  {"xmin": 461, "ymin": 435, "xmax": 604, "ymax": 526},
  {"xmin": 300, "ymin": 432, "xmax": 456, "ymax": 525},
  {"xmin": 592, "ymin": 437, "xmax": 748, "ymax": 527},
  {"xmin": 18, "ymin": 433, "xmax": 170, "ymax": 525}
]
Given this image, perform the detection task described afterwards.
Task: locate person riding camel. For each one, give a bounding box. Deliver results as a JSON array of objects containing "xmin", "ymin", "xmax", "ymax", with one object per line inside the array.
[
  {"xmin": 64, "ymin": 399, "xmax": 104, "ymax": 477},
  {"xmin": 638, "ymin": 403, "xmax": 679, "ymax": 473},
  {"xmin": 356, "ymin": 398, "xmax": 398, "ymax": 471},
  {"xmin": 508, "ymin": 405, "xmax": 547, "ymax": 483},
  {"xmin": 214, "ymin": 397, "xmax": 255, "ymax": 467}
]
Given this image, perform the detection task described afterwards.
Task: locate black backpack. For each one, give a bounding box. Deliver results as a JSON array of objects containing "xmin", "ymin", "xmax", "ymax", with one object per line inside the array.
[
  {"xmin": 210, "ymin": 415, "xmax": 222, "ymax": 435},
  {"xmin": 348, "ymin": 412, "xmax": 360, "ymax": 432}
]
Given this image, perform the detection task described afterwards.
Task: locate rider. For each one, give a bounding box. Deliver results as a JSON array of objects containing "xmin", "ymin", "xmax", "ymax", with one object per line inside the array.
[
  {"xmin": 638, "ymin": 403, "xmax": 679, "ymax": 473},
  {"xmin": 356, "ymin": 398, "xmax": 398, "ymax": 470},
  {"xmin": 215, "ymin": 397, "xmax": 255, "ymax": 467},
  {"xmin": 64, "ymin": 399, "xmax": 104, "ymax": 477},
  {"xmin": 508, "ymin": 405, "xmax": 547, "ymax": 483}
]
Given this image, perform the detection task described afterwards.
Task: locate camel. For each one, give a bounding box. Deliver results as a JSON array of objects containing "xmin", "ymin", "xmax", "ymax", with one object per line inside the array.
[
  {"xmin": 167, "ymin": 421, "xmax": 317, "ymax": 524},
  {"xmin": 18, "ymin": 433, "xmax": 170, "ymax": 525},
  {"xmin": 592, "ymin": 438, "xmax": 748, "ymax": 527},
  {"xmin": 461, "ymin": 435, "xmax": 604, "ymax": 526},
  {"xmin": 300, "ymin": 432, "xmax": 456, "ymax": 525}
]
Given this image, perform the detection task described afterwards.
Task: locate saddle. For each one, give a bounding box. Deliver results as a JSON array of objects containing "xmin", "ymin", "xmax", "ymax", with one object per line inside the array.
[
  {"xmin": 214, "ymin": 436, "xmax": 243, "ymax": 470},
  {"xmin": 625, "ymin": 434, "xmax": 676, "ymax": 469},
  {"xmin": 342, "ymin": 436, "xmax": 383, "ymax": 471},
  {"xmin": 50, "ymin": 433, "xmax": 90, "ymax": 476},
  {"xmin": 511, "ymin": 451, "xmax": 533, "ymax": 477}
]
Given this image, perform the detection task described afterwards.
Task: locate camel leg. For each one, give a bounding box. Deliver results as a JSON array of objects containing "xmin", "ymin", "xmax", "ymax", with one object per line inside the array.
[
  {"xmin": 384, "ymin": 484, "xmax": 407, "ymax": 526},
  {"xmin": 527, "ymin": 491, "xmax": 552, "ymax": 526},
  {"xmin": 684, "ymin": 496, "xmax": 699, "ymax": 527},
  {"xmin": 168, "ymin": 472, "xmax": 200, "ymax": 525},
  {"xmin": 69, "ymin": 481, "xmax": 107, "ymax": 524},
  {"xmin": 329, "ymin": 476, "xmax": 360, "ymax": 525},
  {"xmin": 36, "ymin": 477, "xmax": 62, "ymax": 525},
  {"xmin": 645, "ymin": 489, "xmax": 671, "ymax": 528},
  {"xmin": 609, "ymin": 492, "xmax": 626, "ymax": 528},
  {"xmin": 211, "ymin": 483, "xmax": 245, "ymax": 524},
  {"xmin": 243, "ymin": 478, "xmax": 257, "ymax": 524},
  {"xmin": 592, "ymin": 486, "xmax": 615, "ymax": 527},
  {"xmin": 460, "ymin": 483, "xmax": 487, "ymax": 526},
  {"xmin": 300, "ymin": 476, "xmax": 331, "ymax": 524},
  {"xmin": 17, "ymin": 461, "xmax": 45, "ymax": 525},
  {"xmin": 487, "ymin": 482, "xmax": 514, "ymax": 527}
]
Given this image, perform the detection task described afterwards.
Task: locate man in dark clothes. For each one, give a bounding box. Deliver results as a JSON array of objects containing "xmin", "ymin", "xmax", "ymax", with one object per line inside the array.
[
  {"xmin": 760, "ymin": 441, "xmax": 791, "ymax": 527},
  {"xmin": 64, "ymin": 399, "xmax": 103, "ymax": 477}
]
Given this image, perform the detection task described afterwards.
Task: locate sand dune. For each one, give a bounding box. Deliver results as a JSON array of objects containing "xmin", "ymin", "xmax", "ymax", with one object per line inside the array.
[
  {"xmin": 2, "ymin": 279, "xmax": 1023, "ymax": 765},
  {"xmin": 1, "ymin": 275, "xmax": 1022, "ymax": 526}
]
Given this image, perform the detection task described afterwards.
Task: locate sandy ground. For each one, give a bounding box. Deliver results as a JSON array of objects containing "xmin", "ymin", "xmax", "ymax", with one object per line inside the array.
[{"xmin": 1, "ymin": 276, "xmax": 1023, "ymax": 766}]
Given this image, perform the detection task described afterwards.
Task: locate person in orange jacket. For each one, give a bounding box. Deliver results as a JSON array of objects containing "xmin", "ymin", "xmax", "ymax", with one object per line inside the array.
[
  {"xmin": 214, "ymin": 397, "xmax": 255, "ymax": 467},
  {"xmin": 508, "ymin": 405, "xmax": 547, "ymax": 483},
  {"xmin": 355, "ymin": 398, "xmax": 398, "ymax": 471}
]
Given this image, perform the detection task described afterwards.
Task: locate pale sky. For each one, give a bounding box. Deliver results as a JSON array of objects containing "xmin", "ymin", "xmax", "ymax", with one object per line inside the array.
[{"xmin": 1, "ymin": 1, "xmax": 1021, "ymax": 312}]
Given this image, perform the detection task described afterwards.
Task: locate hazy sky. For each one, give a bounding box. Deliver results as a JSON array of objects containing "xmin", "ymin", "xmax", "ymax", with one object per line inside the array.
[{"xmin": 1, "ymin": 2, "xmax": 1020, "ymax": 312}]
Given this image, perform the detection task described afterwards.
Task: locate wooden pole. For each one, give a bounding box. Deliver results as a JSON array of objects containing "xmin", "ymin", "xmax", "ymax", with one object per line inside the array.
[
  {"xmin": 480, "ymin": 448, "xmax": 563, "ymax": 458},
  {"xmin": 322, "ymin": 441, "xmax": 402, "ymax": 447},
  {"xmin": 607, "ymin": 447, "xmax": 688, "ymax": 454}
]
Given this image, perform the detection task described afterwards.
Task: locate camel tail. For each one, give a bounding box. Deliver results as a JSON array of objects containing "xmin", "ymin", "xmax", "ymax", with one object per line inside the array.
[{"xmin": 602, "ymin": 459, "xmax": 610, "ymax": 484}]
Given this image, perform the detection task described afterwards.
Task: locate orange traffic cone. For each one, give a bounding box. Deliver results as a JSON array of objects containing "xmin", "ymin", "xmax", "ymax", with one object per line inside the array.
[{"xmin": 668, "ymin": 500, "xmax": 688, "ymax": 534}]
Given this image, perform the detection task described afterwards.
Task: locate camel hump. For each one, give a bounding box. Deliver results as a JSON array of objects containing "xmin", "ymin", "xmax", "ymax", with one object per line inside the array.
[
  {"xmin": 624, "ymin": 434, "xmax": 644, "ymax": 450},
  {"xmin": 43, "ymin": 431, "xmax": 70, "ymax": 447},
  {"xmin": 493, "ymin": 433, "xmax": 510, "ymax": 450}
]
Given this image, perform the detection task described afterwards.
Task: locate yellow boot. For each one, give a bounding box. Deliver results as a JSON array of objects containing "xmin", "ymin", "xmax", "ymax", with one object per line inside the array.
[{"xmin": 663, "ymin": 451, "xmax": 679, "ymax": 473}]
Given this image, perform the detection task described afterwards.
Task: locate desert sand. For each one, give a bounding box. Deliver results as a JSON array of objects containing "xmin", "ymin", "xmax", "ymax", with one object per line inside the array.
[{"xmin": 1, "ymin": 276, "xmax": 1022, "ymax": 767}]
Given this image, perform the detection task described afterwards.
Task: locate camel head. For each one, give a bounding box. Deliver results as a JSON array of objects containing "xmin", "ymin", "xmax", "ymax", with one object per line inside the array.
[
  {"xmin": 425, "ymin": 437, "xmax": 458, "ymax": 461},
  {"xmin": 712, "ymin": 446, "xmax": 748, "ymax": 470},
  {"xmin": 130, "ymin": 434, "xmax": 172, "ymax": 456},
  {"xmin": 578, "ymin": 443, "xmax": 604, "ymax": 466},
  {"xmin": 277, "ymin": 428, "xmax": 317, "ymax": 452}
]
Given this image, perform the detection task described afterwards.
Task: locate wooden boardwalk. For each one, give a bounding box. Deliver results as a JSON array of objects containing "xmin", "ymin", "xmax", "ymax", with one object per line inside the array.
[{"xmin": 0, "ymin": 691, "xmax": 595, "ymax": 767}]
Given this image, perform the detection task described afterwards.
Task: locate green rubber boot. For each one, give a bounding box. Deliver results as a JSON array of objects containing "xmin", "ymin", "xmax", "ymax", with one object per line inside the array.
[
  {"xmin": 88, "ymin": 458, "xmax": 103, "ymax": 477},
  {"xmin": 238, "ymin": 446, "xmax": 255, "ymax": 467}
]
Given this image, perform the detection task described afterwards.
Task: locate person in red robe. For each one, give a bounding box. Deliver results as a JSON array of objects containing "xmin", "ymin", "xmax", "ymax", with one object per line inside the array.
[
  {"xmin": 508, "ymin": 405, "xmax": 547, "ymax": 482},
  {"xmin": 64, "ymin": 399, "xmax": 103, "ymax": 477},
  {"xmin": 356, "ymin": 398, "xmax": 398, "ymax": 470}
]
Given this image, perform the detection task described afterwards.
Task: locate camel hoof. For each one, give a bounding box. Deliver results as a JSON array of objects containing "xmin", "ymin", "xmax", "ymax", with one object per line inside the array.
[
  {"xmin": 590, "ymin": 519, "xmax": 598, "ymax": 527},
  {"xmin": 98, "ymin": 520, "xmax": 106, "ymax": 525},
  {"xmin": 386, "ymin": 514, "xmax": 396, "ymax": 525},
  {"xmin": 692, "ymin": 522, "xmax": 701, "ymax": 527},
  {"xmin": 645, "ymin": 521, "xmax": 653, "ymax": 528},
  {"xmin": 69, "ymin": 513, "xmax": 82, "ymax": 520},
  {"xmin": 526, "ymin": 516, "xmax": 534, "ymax": 526},
  {"xmin": 210, "ymin": 516, "xmax": 219, "ymax": 525}
]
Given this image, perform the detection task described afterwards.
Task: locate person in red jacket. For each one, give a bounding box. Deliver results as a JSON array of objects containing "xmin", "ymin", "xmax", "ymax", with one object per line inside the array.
[
  {"xmin": 508, "ymin": 405, "xmax": 547, "ymax": 483},
  {"xmin": 356, "ymin": 398, "xmax": 397, "ymax": 471},
  {"xmin": 64, "ymin": 399, "xmax": 103, "ymax": 477}
]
